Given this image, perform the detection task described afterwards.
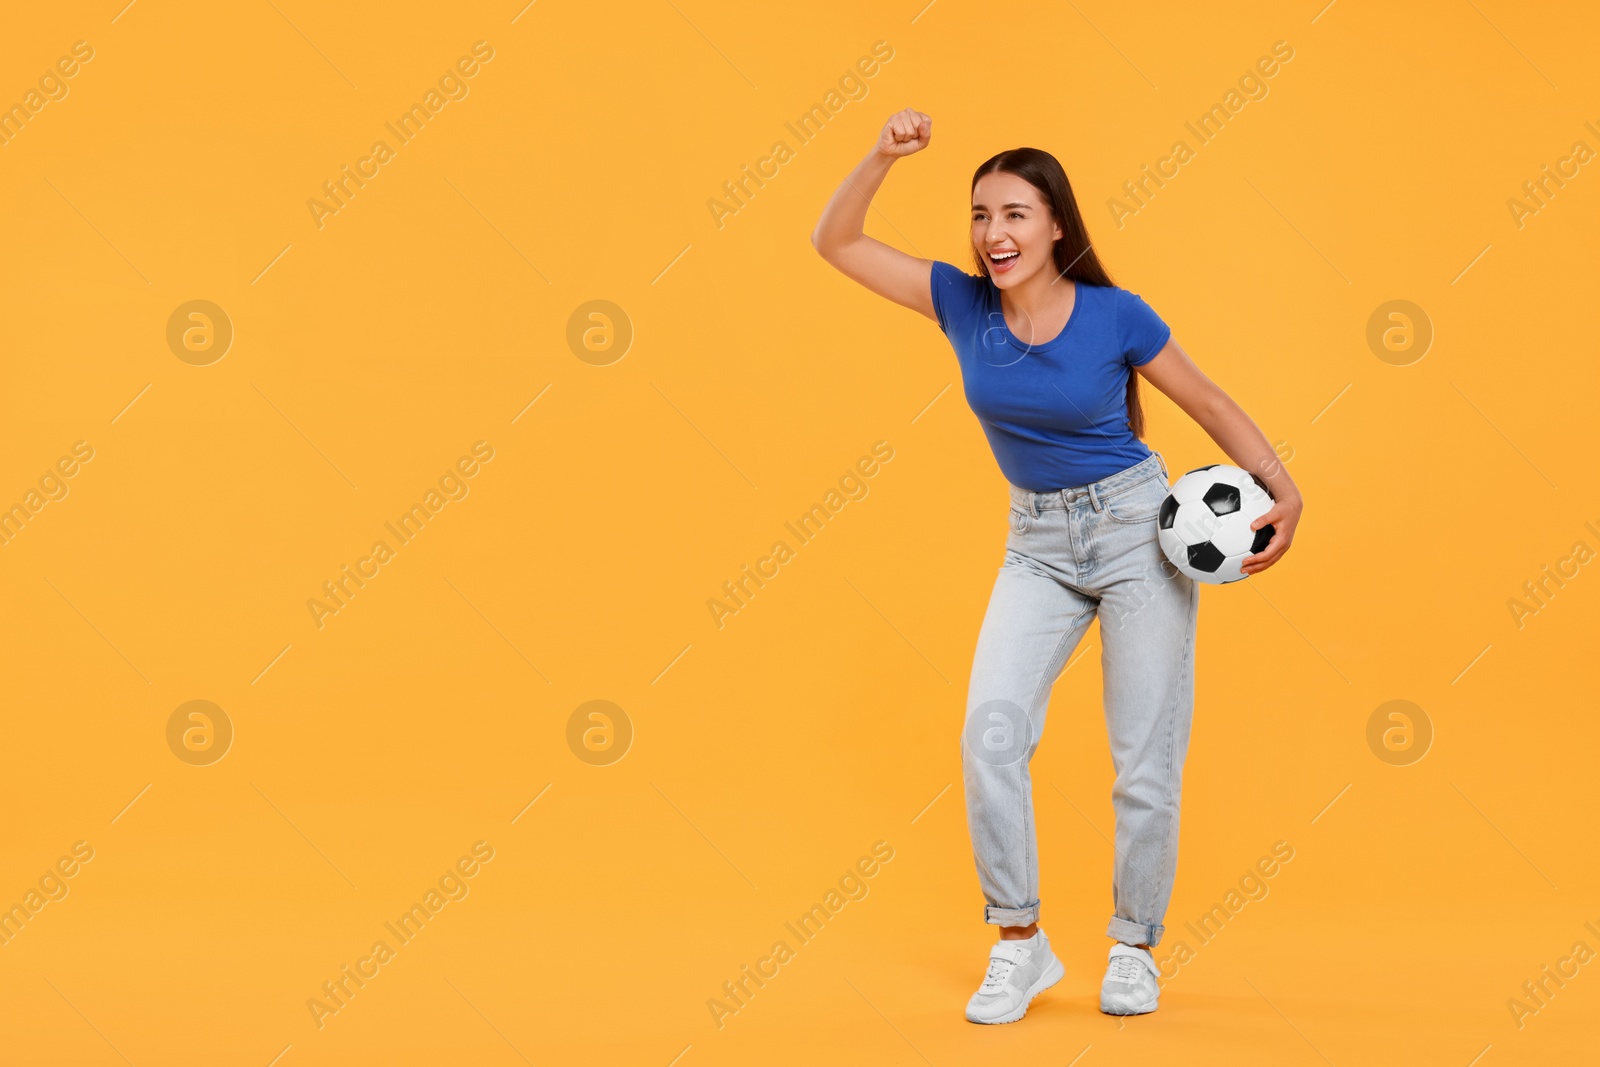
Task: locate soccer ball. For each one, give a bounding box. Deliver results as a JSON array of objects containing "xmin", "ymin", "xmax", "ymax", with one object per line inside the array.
[{"xmin": 1156, "ymin": 464, "xmax": 1275, "ymax": 584}]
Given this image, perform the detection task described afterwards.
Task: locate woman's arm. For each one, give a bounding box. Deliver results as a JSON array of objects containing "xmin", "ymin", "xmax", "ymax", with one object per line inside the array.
[
  {"xmin": 1136, "ymin": 339, "xmax": 1304, "ymax": 576},
  {"xmin": 811, "ymin": 109, "xmax": 939, "ymax": 321}
]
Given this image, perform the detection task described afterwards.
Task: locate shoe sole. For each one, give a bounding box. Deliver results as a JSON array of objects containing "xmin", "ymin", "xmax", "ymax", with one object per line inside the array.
[
  {"xmin": 1099, "ymin": 987, "xmax": 1159, "ymax": 1015},
  {"xmin": 966, "ymin": 954, "xmax": 1066, "ymax": 1025}
]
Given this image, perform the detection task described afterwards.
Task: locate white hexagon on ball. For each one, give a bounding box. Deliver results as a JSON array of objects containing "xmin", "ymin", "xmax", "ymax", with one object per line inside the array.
[{"xmin": 1155, "ymin": 464, "xmax": 1275, "ymax": 584}]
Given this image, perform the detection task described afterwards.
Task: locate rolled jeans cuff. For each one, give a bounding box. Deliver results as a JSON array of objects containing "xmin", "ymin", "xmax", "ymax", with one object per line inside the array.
[
  {"xmin": 1107, "ymin": 915, "xmax": 1164, "ymax": 947},
  {"xmin": 986, "ymin": 903, "xmax": 1040, "ymax": 926}
]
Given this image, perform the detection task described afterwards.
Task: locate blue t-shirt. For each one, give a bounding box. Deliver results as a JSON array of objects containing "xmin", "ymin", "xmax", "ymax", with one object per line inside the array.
[{"xmin": 929, "ymin": 260, "xmax": 1171, "ymax": 491}]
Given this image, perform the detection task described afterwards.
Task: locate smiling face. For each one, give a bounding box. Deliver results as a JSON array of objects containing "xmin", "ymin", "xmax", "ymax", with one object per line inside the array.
[{"xmin": 971, "ymin": 171, "xmax": 1063, "ymax": 288}]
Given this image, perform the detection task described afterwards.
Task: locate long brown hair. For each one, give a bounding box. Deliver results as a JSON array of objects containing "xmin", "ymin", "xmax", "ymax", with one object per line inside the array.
[{"xmin": 969, "ymin": 148, "xmax": 1146, "ymax": 439}]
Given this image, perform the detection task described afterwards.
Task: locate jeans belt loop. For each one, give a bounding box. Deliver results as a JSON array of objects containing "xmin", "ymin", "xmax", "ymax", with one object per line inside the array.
[
  {"xmin": 1088, "ymin": 482, "xmax": 1102, "ymax": 512},
  {"xmin": 1028, "ymin": 492, "xmax": 1039, "ymax": 519}
]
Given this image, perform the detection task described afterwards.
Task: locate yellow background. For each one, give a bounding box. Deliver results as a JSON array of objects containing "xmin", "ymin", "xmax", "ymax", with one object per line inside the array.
[{"xmin": 2, "ymin": 0, "xmax": 1597, "ymax": 1063}]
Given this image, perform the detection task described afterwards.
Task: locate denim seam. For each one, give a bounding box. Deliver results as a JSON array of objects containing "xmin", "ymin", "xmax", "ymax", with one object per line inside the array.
[
  {"xmin": 1148, "ymin": 576, "xmax": 1198, "ymax": 947},
  {"xmin": 1019, "ymin": 598, "xmax": 1097, "ymax": 919}
]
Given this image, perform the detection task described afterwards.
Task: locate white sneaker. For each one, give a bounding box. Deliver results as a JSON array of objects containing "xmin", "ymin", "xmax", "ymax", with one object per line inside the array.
[
  {"xmin": 965, "ymin": 932, "xmax": 1066, "ymax": 1024},
  {"xmin": 1099, "ymin": 942, "xmax": 1160, "ymax": 1015}
]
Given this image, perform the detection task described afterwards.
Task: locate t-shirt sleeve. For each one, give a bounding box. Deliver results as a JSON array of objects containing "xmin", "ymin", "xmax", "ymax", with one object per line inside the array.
[
  {"xmin": 1120, "ymin": 289, "xmax": 1172, "ymax": 367},
  {"xmin": 929, "ymin": 260, "xmax": 985, "ymax": 336}
]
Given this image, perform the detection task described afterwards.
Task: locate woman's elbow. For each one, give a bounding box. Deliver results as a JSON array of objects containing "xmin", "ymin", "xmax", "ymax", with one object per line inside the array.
[
  {"xmin": 1196, "ymin": 388, "xmax": 1236, "ymax": 429},
  {"xmin": 811, "ymin": 231, "xmax": 843, "ymax": 265}
]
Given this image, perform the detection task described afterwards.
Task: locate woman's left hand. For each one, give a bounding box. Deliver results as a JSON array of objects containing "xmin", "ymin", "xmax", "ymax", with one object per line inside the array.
[{"xmin": 1241, "ymin": 493, "xmax": 1302, "ymax": 576}]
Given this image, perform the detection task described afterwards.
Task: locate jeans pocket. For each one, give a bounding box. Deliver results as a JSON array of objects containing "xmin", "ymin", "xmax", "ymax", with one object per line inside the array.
[
  {"xmin": 1103, "ymin": 477, "xmax": 1166, "ymax": 525},
  {"xmin": 1010, "ymin": 505, "xmax": 1033, "ymax": 536}
]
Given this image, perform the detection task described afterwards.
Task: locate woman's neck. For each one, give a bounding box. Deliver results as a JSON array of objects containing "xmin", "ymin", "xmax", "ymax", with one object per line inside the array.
[{"xmin": 999, "ymin": 270, "xmax": 1076, "ymax": 338}]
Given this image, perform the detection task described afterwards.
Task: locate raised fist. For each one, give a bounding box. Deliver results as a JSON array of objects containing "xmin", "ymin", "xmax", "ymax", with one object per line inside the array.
[{"xmin": 876, "ymin": 109, "xmax": 931, "ymax": 157}]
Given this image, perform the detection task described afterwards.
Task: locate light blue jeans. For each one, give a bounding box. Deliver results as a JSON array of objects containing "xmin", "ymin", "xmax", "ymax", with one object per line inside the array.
[{"xmin": 960, "ymin": 451, "xmax": 1199, "ymax": 947}]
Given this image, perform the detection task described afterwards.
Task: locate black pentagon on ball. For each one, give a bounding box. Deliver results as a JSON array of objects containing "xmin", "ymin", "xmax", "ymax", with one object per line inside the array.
[
  {"xmin": 1158, "ymin": 496, "xmax": 1178, "ymax": 529},
  {"xmin": 1252, "ymin": 523, "xmax": 1274, "ymax": 553},
  {"xmin": 1203, "ymin": 483, "xmax": 1241, "ymax": 516},
  {"xmin": 1182, "ymin": 464, "xmax": 1218, "ymax": 477},
  {"xmin": 1187, "ymin": 540, "xmax": 1225, "ymax": 572}
]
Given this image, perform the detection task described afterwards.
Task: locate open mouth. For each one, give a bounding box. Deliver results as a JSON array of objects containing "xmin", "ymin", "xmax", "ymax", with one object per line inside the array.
[{"xmin": 989, "ymin": 250, "xmax": 1020, "ymax": 274}]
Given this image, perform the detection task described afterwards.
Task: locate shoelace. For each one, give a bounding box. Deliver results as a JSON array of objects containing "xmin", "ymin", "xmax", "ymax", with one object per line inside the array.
[
  {"xmin": 979, "ymin": 952, "xmax": 1022, "ymax": 993},
  {"xmin": 1108, "ymin": 955, "xmax": 1144, "ymax": 983}
]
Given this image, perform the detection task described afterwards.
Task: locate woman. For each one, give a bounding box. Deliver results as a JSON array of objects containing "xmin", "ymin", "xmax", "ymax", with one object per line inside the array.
[{"xmin": 810, "ymin": 109, "xmax": 1304, "ymax": 1022}]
